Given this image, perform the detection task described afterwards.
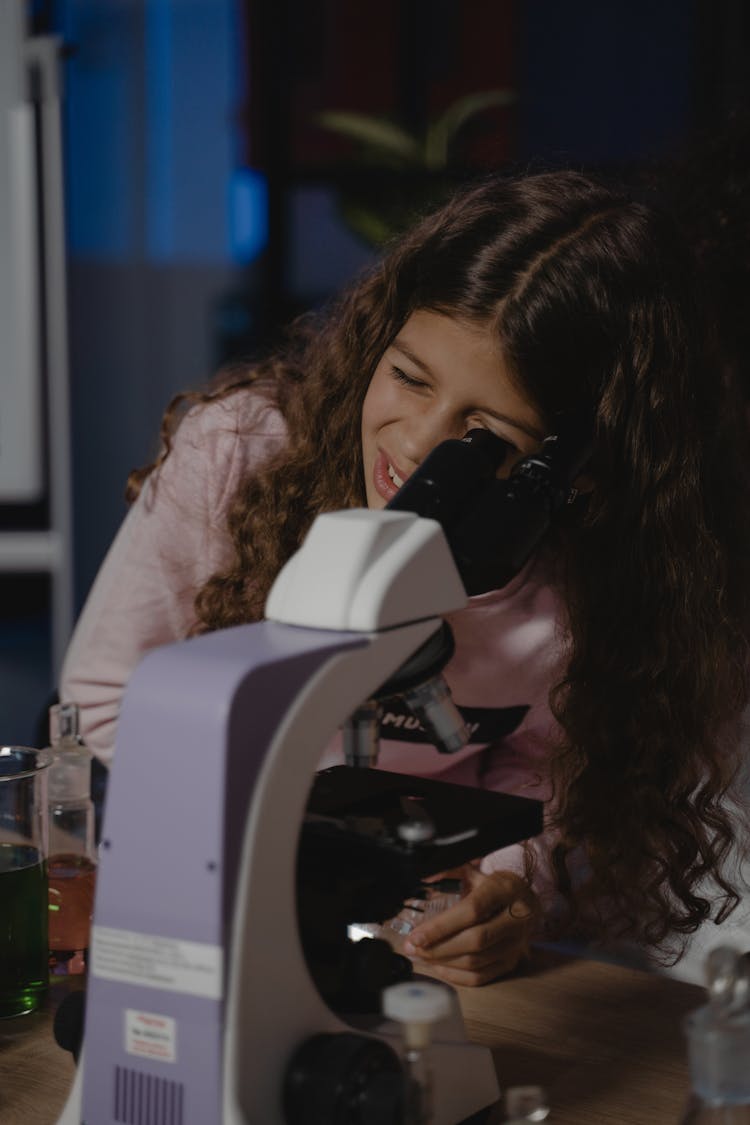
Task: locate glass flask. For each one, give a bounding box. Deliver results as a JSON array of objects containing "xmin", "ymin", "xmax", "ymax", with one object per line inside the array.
[
  {"xmin": 678, "ymin": 946, "xmax": 750, "ymax": 1124},
  {"xmin": 47, "ymin": 702, "xmax": 97, "ymax": 975}
]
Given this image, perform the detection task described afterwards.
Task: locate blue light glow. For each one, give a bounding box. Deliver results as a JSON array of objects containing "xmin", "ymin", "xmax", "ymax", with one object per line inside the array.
[{"xmin": 229, "ymin": 168, "xmax": 268, "ymax": 264}]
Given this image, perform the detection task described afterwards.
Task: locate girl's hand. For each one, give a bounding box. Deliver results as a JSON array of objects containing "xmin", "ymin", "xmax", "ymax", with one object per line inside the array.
[{"xmin": 401, "ymin": 865, "xmax": 540, "ymax": 987}]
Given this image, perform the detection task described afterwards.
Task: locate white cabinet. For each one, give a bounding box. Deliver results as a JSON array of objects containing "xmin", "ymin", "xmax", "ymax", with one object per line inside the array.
[{"xmin": 0, "ymin": 2, "xmax": 72, "ymax": 680}]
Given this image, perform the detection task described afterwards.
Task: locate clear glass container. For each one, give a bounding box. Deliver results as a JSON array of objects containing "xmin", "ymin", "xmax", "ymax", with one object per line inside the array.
[
  {"xmin": 678, "ymin": 946, "xmax": 750, "ymax": 1124},
  {"xmin": 0, "ymin": 745, "xmax": 51, "ymax": 1016},
  {"xmin": 387, "ymin": 879, "xmax": 463, "ymax": 938},
  {"xmin": 382, "ymin": 980, "xmax": 453, "ymax": 1125},
  {"xmin": 348, "ymin": 878, "xmax": 464, "ymax": 953},
  {"xmin": 679, "ymin": 1097, "xmax": 750, "ymax": 1123},
  {"xmin": 504, "ymin": 1085, "xmax": 550, "ymax": 1122},
  {"xmin": 678, "ymin": 1007, "xmax": 750, "ymax": 1123},
  {"xmin": 47, "ymin": 702, "xmax": 97, "ymax": 975}
]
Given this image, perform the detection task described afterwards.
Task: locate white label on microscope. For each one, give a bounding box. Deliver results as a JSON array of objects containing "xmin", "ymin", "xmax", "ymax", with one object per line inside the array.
[
  {"xmin": 91, "ymin": 925, "xmax": 223, "ymax": 999},
  {"xmin": 125, "ymin": 1009, "xmax": 177, "ymax": 1063}
]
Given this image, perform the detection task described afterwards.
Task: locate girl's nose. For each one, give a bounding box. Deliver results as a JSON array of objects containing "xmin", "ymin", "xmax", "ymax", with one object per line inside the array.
[{"xmin": 400, "ymin": 408, "xmax": 464, "ymax": 468}]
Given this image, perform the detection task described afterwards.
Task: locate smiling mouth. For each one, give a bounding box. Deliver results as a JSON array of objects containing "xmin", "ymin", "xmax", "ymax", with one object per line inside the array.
[{"xmin": 387, "ymin": 463, "xmax": 405, "ymax": 489}]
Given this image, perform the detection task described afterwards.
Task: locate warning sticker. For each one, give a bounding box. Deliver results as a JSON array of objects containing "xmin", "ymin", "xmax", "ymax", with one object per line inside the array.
[
  {"xmin": 91, "ymin": 926, "xmax": 223, "ymax": 999},
  {"xmin": 125, "ymin": 1009, "xmax": 177, "ymax": 1063}
]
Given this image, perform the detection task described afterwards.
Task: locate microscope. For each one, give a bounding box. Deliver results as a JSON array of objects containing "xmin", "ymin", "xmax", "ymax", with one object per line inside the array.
[{"xmin": 56, "ymin": 423, "xmax": 590, "ymax": 1125}]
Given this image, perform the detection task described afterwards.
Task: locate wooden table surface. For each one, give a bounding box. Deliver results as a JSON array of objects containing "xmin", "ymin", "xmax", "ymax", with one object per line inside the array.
[
  {"xmin": 0, "ymin": 952, "xmax": 702, "ymax": 1125},
  {"xmin": 0, "ymin": 979, "xmax": 78, "ymax": 1125},
  {"xmin": 458, "ymin": 949, "xmax": 702, "ymax": 1124}
]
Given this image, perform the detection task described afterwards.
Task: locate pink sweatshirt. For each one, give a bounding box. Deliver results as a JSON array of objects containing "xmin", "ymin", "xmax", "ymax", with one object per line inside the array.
[{"xmin": 61, "ymin": 390, "xmax": 568, "ymax": 900}]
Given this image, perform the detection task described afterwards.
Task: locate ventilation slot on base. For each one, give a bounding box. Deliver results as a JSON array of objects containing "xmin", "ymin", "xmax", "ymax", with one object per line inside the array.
[{"xmin": 113, "ymin": 1065, "xmax": 184, "ymax": 1125}]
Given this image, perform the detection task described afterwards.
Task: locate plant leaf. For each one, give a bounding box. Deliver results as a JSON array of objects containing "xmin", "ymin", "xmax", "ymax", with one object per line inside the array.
[
  {"xmin": 424, "ymin": 89, "xmax": 517, "ymax": 170},
  {"xmin": 338, "ymin": 201, "xmax": 399, "ymax": 247},
  {"xmin": 314, "ymin": 111, "xmax": 422, "ymax": 165}
]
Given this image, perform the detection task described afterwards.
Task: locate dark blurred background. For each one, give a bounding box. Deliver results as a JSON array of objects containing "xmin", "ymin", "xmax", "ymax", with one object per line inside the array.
[{"xmin": 2, "ymin": 0, "xmax": 749, "ymax": 744}]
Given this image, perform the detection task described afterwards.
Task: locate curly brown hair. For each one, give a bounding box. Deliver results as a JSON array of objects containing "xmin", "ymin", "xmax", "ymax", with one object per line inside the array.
[{"xmin": 129, "ymin": 170, "xmax": 750, "ymax": 959}]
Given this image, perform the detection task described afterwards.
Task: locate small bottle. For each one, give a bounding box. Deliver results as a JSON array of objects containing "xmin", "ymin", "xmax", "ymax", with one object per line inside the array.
[
  {"xmin": 382, "ymin": 980, "xmax": 452, "ymax": 1124},
  {"xmin": 46, "ymin": 702, "xmax": 97, "ymax": 976},
  {"xmin": 504, "ymin": 1085, "xmax": 550, "ymax": 1122},
  {"xmin": 678, "ymin": 945, "xmax": 750, "ymax": 1123}
]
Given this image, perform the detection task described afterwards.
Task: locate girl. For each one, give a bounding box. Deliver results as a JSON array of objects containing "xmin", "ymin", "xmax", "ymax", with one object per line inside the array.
[{"xmin": 61, "ymin": 170, "xmax": 750, "ymax": 986}]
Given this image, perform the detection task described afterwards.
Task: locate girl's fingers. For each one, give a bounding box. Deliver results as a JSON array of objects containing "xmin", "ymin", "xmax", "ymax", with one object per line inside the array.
[
  {"xmin": 418, "ymin": 932, "xmax": 524, "ymax": 972},
  {"xmin": 409, "ymin": 906, "xmax": 534, "ymax": 985},
  {"xmin": 411, "ymin": 947, "xmax": 524, "ymax": 988},
  {"xmin": 405, "ymin": 903, "xmax": 532, "ymax": 961},
  {"xmin": 405, "ymin": 868, "xmax": 537, "ymax": 954},
  {"xmin": 398, "ymin": 866, "xmax": 539, "ymax": 986}
]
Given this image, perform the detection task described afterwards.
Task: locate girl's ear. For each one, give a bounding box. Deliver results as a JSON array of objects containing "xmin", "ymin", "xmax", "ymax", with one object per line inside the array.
[
  {"xmin": 572, "ymin": 471, "xmax": 595, "ymax": 496},
  {"xmin": 555, "ymin": 488, "xmax": 591, "ymax": 528}
]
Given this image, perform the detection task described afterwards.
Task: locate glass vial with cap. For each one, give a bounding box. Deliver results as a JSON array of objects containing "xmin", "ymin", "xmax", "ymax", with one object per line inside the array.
[
  {"xmin": 504, "ymin": 1085, "xmax": 550, "ymax": 1122},
  {"xmin": 678, "ymin": 945, "xmax": 750, "ymax": 1123},
  {"xmin": 47, "ymin": 702, "xmax": 97, "ymax": 975},
  {"xmin": 382, "ymin": 980, "xmax": 452, "ymax": 1124}
]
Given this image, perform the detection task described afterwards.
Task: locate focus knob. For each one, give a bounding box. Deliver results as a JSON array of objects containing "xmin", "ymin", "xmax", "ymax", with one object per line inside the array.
[{"xmin": 283, "ymin": 1031, "xmax": 404, "ymax": 1125}]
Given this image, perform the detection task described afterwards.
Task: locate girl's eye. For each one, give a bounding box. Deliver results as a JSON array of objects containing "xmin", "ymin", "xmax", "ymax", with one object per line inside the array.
[
  {"xmin": 392, "ymin": 366, "xmax": 426, "ymax": 390},
  {"xmin": 491, "ymin": 440, "xmax": 520, "ymax": 469},
  {"xmin": 468, "ymin": 419, "xmax": 520, "ymax": 458}
]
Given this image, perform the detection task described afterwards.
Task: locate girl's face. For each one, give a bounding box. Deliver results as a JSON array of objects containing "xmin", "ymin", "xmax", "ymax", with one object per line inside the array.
[{"xmin": 361, "ymin": 309, "xmax": 545, "ymax": 509}]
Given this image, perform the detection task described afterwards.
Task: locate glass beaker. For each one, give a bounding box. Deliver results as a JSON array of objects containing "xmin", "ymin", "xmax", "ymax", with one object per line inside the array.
[
  {"xmin": 0, "ymin": 745, "xmax": 51, "ymax": 1017},
  {"xmin": 678, "ymin": 1005, "xmax": 750, "ymax": 1122}
]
